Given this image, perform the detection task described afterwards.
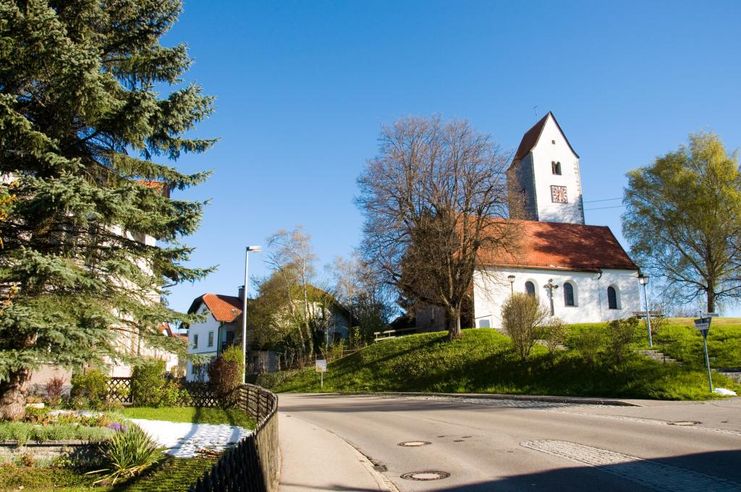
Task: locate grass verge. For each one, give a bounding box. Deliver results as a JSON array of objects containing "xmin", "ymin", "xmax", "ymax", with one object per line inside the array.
[
  {"xmin": 269, "ymin": 327, "xmax": 740, "ymax": 400},
  {"xmin": 120, "ymin": 406, "xmax": 255, "ymax": 429},
  {"xmin": 0, "ymin": 422, "xmax": 113, "ymax": 444}
]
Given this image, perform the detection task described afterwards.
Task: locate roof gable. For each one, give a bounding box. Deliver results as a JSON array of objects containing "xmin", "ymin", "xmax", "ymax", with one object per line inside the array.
[
  {"xmin": 477, "ymin": 220, "xmax": 637, "ymax": 272},
  {"xmin": 511, "ymin": 112, "xmax": 580, "ymax": 167},
  {"xmin": 188, "ymin": 293, "xmax": 243, "ymax": 323}
]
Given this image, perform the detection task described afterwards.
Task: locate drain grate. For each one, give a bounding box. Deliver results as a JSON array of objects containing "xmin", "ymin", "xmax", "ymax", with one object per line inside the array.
[
  {"xmin": 398, "ymin": 440, "xmax": 431, "ymax": 447},
  {"xmin": 668, "ymin": 421, "xmax": 701, "ymax": 426},
  {"xmin": 401, "ymin": 470, "xmax": 450, "ymax": 481}
]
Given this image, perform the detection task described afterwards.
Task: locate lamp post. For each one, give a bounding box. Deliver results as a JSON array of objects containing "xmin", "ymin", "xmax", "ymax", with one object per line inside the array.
[
  {"xmin": 242, "ymin": 245, "xmax": 262, "ymax": 384},
  {"xmin": 544, "ymin": 279, "xmax": 559, "ymax": 316},
  {"xmin": 507, "ymin": 275, "xmax": 515, "ymax": 295},
  {"xmin": 638, "ymin": 274, "xmax": 652, "ymax": 348}
]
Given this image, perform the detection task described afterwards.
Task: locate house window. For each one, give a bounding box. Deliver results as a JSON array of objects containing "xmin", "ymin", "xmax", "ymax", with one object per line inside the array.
[
  {"xmin": 208, "ymin": 331, "xmax": 214, "ymax": 347},
  {"xmin": 525, "ymin": 281, "xmax": 536, "ymax": 297},
  {"xmin": 479, "ymin": 319, "xmax": 491, "ymax": 328},
  {"xmin": 192, "ymin": 334, "xmax": 199, "ymax": 349},
  {"xmin": 607, "ymin": 286, "xmax": 619, "ymax": 309},
  {"xmin": 551, "ymin": 185, "xmax": 568, "ymax": 203},
  {"xmin": 551, "ymin": 161, "xmax": 562, "ymax": 175},
  {"xmin": 564, "ymin": 282, "xmax": 576, "ymax": 306}
]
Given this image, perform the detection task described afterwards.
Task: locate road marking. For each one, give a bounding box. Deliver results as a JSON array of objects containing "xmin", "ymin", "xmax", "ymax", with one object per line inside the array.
[{"xmin": 521, "ymin": 439, "xmax": 741, "ymax": 491}]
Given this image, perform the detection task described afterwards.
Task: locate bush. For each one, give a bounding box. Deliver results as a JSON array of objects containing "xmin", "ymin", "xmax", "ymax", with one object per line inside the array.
[
  {"xmin": 502, "ymin": 293, "xmax": 549, "ymax": 360},
  {"xmin": 89, "ymin": 424, "xmax": 163, "ymax": 485},
  {"xmin": 572, "ymin": 329, "xmax": 604, "ymax": 366},
  {"xmin": 606, "ymin": 317, "xmax": 639, "ymax": 364},
  {"xmin": 131, "ymin": 360, "xmax": 181, "ymax": 407},
  {"xmin": 44, "ymin": 377, "xmax": 66, "ymax": 407},
  {"xmin": 541, "ymin": 318, "xmax": 567, "ymax": 354},
  {"xmin": 70, "ymin": 369, "xmax": 109, "ymax": 410},
  {"xmin": 208, "ymin": 346, "xmax": 244, "ymax": 407}
]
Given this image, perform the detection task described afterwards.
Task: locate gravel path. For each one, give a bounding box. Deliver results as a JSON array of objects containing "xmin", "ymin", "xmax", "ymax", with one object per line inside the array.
[{"xmin": 130, "ymin": 418, "xmax": 252, "ymax": 458}]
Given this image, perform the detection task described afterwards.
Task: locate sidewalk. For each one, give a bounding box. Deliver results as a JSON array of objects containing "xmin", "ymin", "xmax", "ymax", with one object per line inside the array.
[{"xmin": 279, "ymin": 412, "xmax": 393, "ymax": 491}]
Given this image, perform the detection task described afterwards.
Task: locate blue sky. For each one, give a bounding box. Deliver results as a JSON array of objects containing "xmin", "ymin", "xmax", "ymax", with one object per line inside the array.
[{"xmin": 164, "ymin": 0, "xmax": 741, "ymax": 315}]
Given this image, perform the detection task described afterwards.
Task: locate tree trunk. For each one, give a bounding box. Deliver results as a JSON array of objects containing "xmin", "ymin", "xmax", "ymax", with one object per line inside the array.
[
  {"xmin": 707, "ymin": 289, "xmax": 716, "ymax": 314},
  {"xmin": 447, "ymin": 308, "xmax": 462, "ymax": 340},
  {"xmin": 0, "ymin": 368, "xmax": 30, "ymax": 421}
]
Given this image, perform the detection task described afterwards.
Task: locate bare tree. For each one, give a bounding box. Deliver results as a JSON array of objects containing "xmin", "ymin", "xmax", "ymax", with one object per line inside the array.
[{"xmin": 357, "ymin": 116, "xmax": 513, "ymax": 340}]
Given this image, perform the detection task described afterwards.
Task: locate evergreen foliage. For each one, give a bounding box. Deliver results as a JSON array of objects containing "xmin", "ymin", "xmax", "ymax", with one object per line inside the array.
[{"xmin": 0, "ymin": 0, "xmax": 213, "ymax": 419}]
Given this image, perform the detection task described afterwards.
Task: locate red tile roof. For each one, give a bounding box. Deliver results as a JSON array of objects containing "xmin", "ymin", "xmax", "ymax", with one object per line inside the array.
[
  {"xmin": 477, "ymin": 220, "xmax": 638, "ymax": 272},
  {"xmin": 511, "ymin": 112, "xmax": 580, "ymax": 167},
  {"xmin": 188, "ymin": 293, "xmax": 243, "ymax": 323}
]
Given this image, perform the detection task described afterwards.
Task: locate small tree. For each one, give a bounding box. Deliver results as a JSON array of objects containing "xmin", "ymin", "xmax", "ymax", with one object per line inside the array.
[
  {"xmin": 606, "ymin": 317, "xmax": 639, "ymax": 365},
  {"xmin": 501, "ymin": 294, "xmax": 549, "ymax": 360},
  {"xmin": 208, "ymin": 346, "xmax": 244, "ymax": 407},
  {"xmin": 541, "ymin": 318, "xmax": 567, "ymax": 355}
]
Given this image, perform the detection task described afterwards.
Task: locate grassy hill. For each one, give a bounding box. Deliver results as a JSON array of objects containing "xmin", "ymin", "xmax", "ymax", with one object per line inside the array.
[{"xmin": 264, "ymin": 320, "xmax": 741, "ymax": 400}]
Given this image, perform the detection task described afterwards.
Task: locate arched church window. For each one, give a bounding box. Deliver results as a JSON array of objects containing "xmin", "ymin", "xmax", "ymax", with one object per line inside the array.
[
  {"xmin": 551, "ymin": 161, "xmax": 562, "ymax": 175},
  {"xmin": 564, "ymin": 282, "xmax": 575, "ymax": 306},
  {"xmin": 607, "ymin": 286, "xmax": 619, "ymax": 309},
  {"xmin": 525, "ymin": 281, "xmax": 536, "ymax": 297}
]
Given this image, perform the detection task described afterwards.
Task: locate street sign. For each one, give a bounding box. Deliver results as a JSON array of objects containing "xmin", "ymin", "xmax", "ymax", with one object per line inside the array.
[
  {"xmin": 694, "ymin": 317, "xmax": 711, "ymax": 336},
  {"xmin": 315, "ymin": 359, "xmax": 327, "ymax": 372}
]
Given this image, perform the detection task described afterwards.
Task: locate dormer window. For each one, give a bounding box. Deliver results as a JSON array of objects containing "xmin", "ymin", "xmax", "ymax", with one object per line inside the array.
[{"xmin": 551, "ymin": 161, "xmax": 562, "ymax": 175}]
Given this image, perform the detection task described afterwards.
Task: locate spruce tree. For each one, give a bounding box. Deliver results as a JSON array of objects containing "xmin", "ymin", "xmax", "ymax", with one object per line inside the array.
[{"xmin": 0, "ymin": 0, "xmax": 213, "ymax": 419}]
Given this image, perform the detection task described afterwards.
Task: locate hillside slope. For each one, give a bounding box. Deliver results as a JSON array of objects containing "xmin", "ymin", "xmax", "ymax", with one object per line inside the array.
[{"xmin": 266, "ymin": 328, "xmax": 739, "ymax": 400}]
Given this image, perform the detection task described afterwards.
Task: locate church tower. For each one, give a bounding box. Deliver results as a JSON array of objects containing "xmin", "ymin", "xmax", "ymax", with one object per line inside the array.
[{"xmin": 507, "ymin": 112, "xmax": 585, "ymax": 224}]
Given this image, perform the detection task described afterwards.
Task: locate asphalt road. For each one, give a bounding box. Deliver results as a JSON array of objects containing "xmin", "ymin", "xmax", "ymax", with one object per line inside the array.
[{"xmin": 279, "ymin": 394, "xmax": 741, "ymax": 491}]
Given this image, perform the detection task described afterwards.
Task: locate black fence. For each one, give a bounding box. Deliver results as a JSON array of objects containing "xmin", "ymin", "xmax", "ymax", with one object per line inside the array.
[{"xmin": 190, "ymin": 384, "xmax": 280, "ymax": 492}]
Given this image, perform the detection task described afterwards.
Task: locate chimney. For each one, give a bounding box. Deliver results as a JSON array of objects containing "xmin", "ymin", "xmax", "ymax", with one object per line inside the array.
[{"xmin": 238, "ymin": 285, "xmax": 245, "ymax": 301}]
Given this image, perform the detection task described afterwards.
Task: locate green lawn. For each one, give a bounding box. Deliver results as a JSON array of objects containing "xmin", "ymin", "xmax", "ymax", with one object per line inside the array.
[
  {"xmin": 120, "ymin": 406, "xmax": 255, "ymax": 429},
  {"xmin": 267, "ymin": 324, "xmax": 740, "ymax": 400},
  {"xmin": 649, "ymin": 319, "xmax": 741, "ymax": 369}
]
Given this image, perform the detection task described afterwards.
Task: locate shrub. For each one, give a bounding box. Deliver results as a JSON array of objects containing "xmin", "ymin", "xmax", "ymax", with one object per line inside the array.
[
  {"xmin": 44, "ymin": 377, "xmax": 66, "ymax": 407},
  {"xmin": 572, "ymin": 329, "xmax": 604, "ymax": 366},
  {"xmin": 89, "ymin": 424, "xmax": 163, "ymax": 485},
  {"xmin": 541, "ymin": 318, "xmax": 567, "ymax": 354},
  {"xmin": 208, "ymin": 346, "xmax": 244, "ymax": 407},
  {"xmin": 70, "ymin": 369, "xmax": 109, "ymax": 410},
  {"xmin": 502, "ymin": 293, "xmax": 549, "ymax": 360},
  {"xmin": 131, "ymin": 360, "xmax": 181, "ymax": 407},
  {"xmin": 606, "ymin": 317, "xmax": 639, "ymax": 365}
]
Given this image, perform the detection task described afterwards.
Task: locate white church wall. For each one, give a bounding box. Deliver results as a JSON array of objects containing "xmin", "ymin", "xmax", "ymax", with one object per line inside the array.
[
  {"xmin": 530, "ymin": 117, "xmax": 584, "ymax": 224},
  {"xmin": 473, "ymin": 267, "xmax": 641, "ymax": 328}
]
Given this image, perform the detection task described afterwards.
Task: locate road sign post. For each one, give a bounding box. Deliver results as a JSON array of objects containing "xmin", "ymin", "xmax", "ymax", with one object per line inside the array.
[
  {"xmin": 693, "ymin": 317, "xmax": 713, "ymax": 392},
  {"xmin": 315, "ymin": 358, "xmax": 327, "ymax": 389}
]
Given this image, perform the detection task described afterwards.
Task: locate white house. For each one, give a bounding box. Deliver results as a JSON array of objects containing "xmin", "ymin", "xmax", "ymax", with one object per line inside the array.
[
  {"xmin": 416, "ymin": 112, "xmax": 642, "ymax": 331},
  {"xmin": 185, "ymin": 292, "xmax": 243, "ymax": 381}
]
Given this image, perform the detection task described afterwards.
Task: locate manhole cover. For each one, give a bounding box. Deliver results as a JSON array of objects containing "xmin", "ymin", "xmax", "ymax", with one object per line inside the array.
[
  {"xmin": 400, "ymin": 470, "xmax": 450, "ymax": 481},
  {"xmin": 668, "ymin": 421, "xmax": 701, "ymax": 426},
  {"xmin": 398, "ymin": 440, "xmax": 432, "ymax": 447}
]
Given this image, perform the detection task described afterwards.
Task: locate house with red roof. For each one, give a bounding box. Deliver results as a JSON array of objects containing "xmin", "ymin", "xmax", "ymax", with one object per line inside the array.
[{"xmin": 417, "ymin": 113, "xmax": 641, "ymax": 330}]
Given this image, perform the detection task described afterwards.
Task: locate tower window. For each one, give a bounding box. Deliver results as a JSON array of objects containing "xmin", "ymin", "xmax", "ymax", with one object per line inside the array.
[
  {"xmin": 551, "ymin": 161, "xmax": 562, "ymax": 175},
  {"xmin": 551, "ymin": 185, "xmax": 568, "ymax": 203}
]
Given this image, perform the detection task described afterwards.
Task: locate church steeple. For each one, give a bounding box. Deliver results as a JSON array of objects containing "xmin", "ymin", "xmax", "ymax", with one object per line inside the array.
[{"xmin": 507, "ymin": 112, "xmax": 585, "ymax": 224}]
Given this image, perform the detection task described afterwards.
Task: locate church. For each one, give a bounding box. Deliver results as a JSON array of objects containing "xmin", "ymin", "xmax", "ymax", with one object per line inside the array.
[{"xmin": 472, "ymin": 112, "xmax": 641, "ymax": 328}]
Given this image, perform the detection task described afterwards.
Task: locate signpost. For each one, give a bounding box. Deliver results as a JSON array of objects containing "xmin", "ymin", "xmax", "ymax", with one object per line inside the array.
[
  {"xmin": 693, "ymin": 316, "xmax": 713, "ymax": 392},
  {"xmin": 315, "ymin": 358, "xmax": 327, "ymax": 389}
]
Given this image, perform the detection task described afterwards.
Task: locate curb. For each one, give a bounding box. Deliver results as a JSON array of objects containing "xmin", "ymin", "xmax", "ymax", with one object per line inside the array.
[{"xmin": 370, "ymin": 392, "xmax": 642, "ymax": 407}]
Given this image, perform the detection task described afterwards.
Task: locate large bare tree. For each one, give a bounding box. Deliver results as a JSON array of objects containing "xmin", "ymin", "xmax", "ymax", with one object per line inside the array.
[{"xmin": 357, "ymin": 117, "xmax": 512, "ymax": 339}]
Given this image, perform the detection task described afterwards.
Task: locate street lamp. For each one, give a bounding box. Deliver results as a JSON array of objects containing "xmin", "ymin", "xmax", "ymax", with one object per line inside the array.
[
  {"xmin": 507, "ymin": 275, "xmax": 515, "ymax": 295},
  {"xmin": 242, "ymin": 245, "xmax": 261, "ymax": 384},
  {"xmin": 638, "ymin": 274, "xmax": 652, "ymax": 348}
]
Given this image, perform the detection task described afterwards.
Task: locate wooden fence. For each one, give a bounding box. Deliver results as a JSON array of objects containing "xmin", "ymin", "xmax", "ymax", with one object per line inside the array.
[
  {"xmin": 190, "ymin": 384, "xmax": 280, "ymax": 492},
  {"xmin": 105, "ymin": 378, "xmax": 280, "ymax": 491}
]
